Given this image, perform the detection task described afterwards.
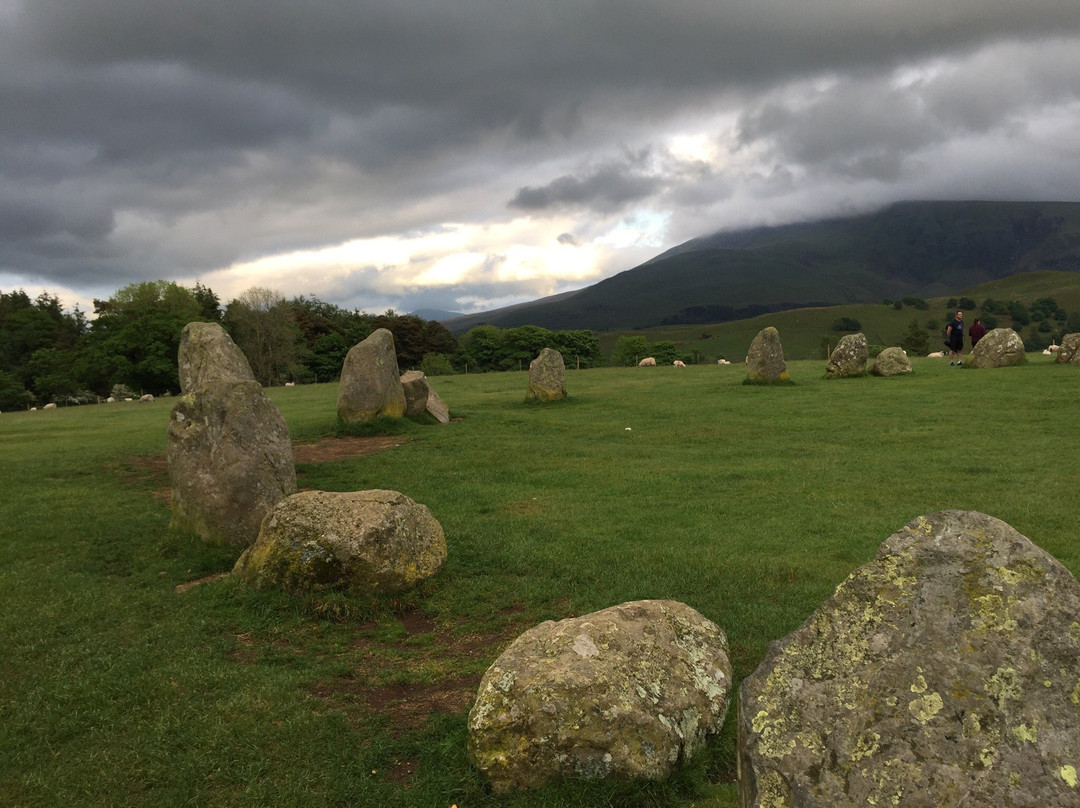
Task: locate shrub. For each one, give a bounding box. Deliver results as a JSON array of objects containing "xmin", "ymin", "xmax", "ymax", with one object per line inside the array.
[
  {"xmin": 958, "ymin": 297, "xmax": 977, "ymax": 309},
  {"xmin": 110, "ymin": 383, "xmax": 138, "ymax": 400},
  {"xmin": 420, "ymin": 353, "xmax": 456, "ymax": 376},
  {"xmin": 831, "ymin": 317, "xmax": 861, "ymax": 332},
  {"xmin": 867, "ymin": 344, "xmax": 886, "ymax": 358}
]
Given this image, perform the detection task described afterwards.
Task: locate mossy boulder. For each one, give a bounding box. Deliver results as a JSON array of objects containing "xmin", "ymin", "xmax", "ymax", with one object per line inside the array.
[
  {"xmin": 825, "ymin": 333, "xmax": 868, "ymax": 378},
  {"xmin": 167, "ymin": 380, "xmax": 296, "ymax": 546},
  {"xmin": 870, "ymin": 346, "xmax": 912, "ymax": 376},
  {"xmin": 746, "ymin": 327, "xmax": 789, "ymax": 383},
  {"xmin": 526, "ymin": 347, "xmax": 567, "ymax": 401},
  {"xmin": 1055, "ymin": 333, "xmax": 1080, "ymax": 364},
  {"xmin": 233, "ymin": 489, "xmax": 446, "ymax": 594},
  {"xmin": 337, "ymin": 328, "xmax": 406, "ymax": 423},
  {"xmin": 177, "ymin": 321, "xmax": 256, "ymax": 393},
  {"xmin": 468, "ymin": 600, "xmax": 732, "ymax": 792},
  {"xmin": 968, "ymin": 327, "xmax": 1026, "ymax": 368},
  {"xmin": 738, "ymin": 510, "xmax": 1080, "ymax": 807}
]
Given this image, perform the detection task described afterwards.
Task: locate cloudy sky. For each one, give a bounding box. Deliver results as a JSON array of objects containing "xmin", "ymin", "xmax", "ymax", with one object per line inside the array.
[{"xmin": 3, "ymin": 0, "xmax": 1080, "ymax": 316}]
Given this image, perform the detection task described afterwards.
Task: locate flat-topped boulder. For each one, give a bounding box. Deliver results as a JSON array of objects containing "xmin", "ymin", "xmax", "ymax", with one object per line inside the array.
[
  {"xmin": 337, "ymin": 329, "xmax": 406, "ymax": 422},
  {"xmin": 233, "ymin": 489, "xmax": 446, "ymax": 594},
  {"xmin": 738, "ymin": 510, "xmax": 1080, "ymax": 808},
  {"xmin": 825, "ymin": 333, "xmax": 868, "ymax": 378},
  {"xmin": 468, "ymin": 599, "xmax": 732, "ymax": 792}
]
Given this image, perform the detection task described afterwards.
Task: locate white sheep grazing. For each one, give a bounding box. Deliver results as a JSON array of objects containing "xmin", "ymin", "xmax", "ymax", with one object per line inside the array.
[
  {"xmin": 717, "ymin": 359, "xmax": 731, "ymax": 365},
  {"xmin": 1049, "ymin": 343, "xmax": 1060, "ymax": 352},
  {"xmin": 927, "ymin": 351, "xmax": 946, "ymax": 358},
  {"xmin": 284, "ymin": 381, "xmax": 295, "ymax": 387},
  {"xmin": 1043, "ymin": 348, "xmax": 1052, "ymax": 355},
  {"xmin": 139, "ymin": 394, "xmax": 154, "ymax": 403},
  {"xmin": 638, "ymin": 357, "xmax": 656, "ymax": 367},
  {"xmin": 673, "ymin": 360, "xmax": 686, "ymax": 367}
]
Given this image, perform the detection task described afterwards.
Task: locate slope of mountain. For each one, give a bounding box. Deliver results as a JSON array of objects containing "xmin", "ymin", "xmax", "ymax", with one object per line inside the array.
[{"xmin": 443, "ymin": 201, "xmax": 1080, "ymax": 334}]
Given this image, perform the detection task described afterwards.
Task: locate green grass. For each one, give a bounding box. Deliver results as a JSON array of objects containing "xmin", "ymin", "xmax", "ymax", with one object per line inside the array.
[{"xmin": 2, "ymin": 357, "xmax": 1079, "ymax": 807}]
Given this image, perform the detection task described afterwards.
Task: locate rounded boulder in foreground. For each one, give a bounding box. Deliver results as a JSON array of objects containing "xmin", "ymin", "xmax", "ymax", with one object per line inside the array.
[
  {"xmin": 738, "ymin": 510, "xmax": 1080, "ymax": 808},
  {"xmin": 233, "ymin": 489, "xmax": 446, "ymax": 594},
  {"xmin": 467, "ymin": 599, "xmax": 732, "ymax": 792}
]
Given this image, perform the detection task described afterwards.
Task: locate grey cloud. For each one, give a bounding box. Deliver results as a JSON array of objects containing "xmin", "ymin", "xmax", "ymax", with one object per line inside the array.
[
  {"xmin": 3, "ymin": 0, "xmax": 1080, "ymax": 307},
  {"xmin": 557, "ymin": 233, "xmax": 579, "ymax": 246}
]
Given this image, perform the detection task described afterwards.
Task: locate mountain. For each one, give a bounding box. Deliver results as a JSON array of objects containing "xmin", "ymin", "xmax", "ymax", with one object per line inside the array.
[
  {"xmin": 443, "ymin": 201, "xmax": 1080, "ymax": 334},
  {"xmin": 409, "ymin": 308, "xmax": 465, "ymax": 322}
]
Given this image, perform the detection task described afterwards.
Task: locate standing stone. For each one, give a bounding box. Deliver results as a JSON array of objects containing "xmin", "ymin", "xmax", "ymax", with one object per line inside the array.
[
  {"xmin": 337, "ymin": 329, "xmax": 406, "ymax": 422},
  {"xmin": 1055, "ymin": 333, "xmax": 1080, "ymax": 364},
  {"xmin": 968, "ymin": 327, "xmax": 1026, "ymax": 368},
  {"xmin": 738, "ymin": 510, "xmax": 1080, "ymax": 808},
  {"xmin": 869, "ymin": 346, "xmax": 913, "ymax": 376},
  {"xmin": 400, "ymin": 370, "xmax": 430, "ymax": 418},
  {"xmin": 233, "ymin": 489, "xmax": 446, "ymax": 594},
  {"xmin": 526, "ymin": 347, "xmax": 567, "ymax": 401},
  {"xmin": 468, "ymin": 600, "xmax": 732, "ymax": 793},
  {"xmin": 168, "ymin": 380, "xmax": 296, "ymax": 546},
  {"xmin": 177, "ymin": 321, "xmax": 256, "ymax": 393},
  {"xmin": 746, "ymin": 327, "xmax": 789, "ymax": 383},
  {"xmin": 825, "ymin": 333, "xmax": 868, "ymax": 378}
]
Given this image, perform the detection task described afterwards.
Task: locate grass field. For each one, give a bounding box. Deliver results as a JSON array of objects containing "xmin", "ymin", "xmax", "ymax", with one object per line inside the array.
[{"xmin": 2, "ymin": 354, "xmax": 1079, "ymax": 807}]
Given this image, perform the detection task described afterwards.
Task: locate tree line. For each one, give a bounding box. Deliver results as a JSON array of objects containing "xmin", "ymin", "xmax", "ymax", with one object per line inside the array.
[{"xmin": 0, "ymin": 281, "xmax": 606, "ymax": 410}]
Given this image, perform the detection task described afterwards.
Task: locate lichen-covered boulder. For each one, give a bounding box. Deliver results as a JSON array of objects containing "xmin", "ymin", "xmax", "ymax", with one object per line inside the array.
[
  {"xmin": 825, "ymin": 333, "xmax": 868, "ymax": 378},
  {"xmin": 1055, "ymin": 333, "xmax": 1080, "ymax": 365},
  {"xmin": 400, "ymin": 370, "xmax": 430, "ymax": 418},
  {"xmin": 167, "ymin": 380, "xmax": 296, "ymax": 546},
  {"xmin": 738, "ymin": 510, "xmax": 1080, "ymax": 808},
  {"xmin": 177, "ymin": 322, "xmax": 256, "ymax": 393},
  {"xmin": 746, "ymin": 327, "xmax": 789, "ymax": 383},
  {"xmin": 526, "ymin": 347, "xmax": 567, "ymax": 401},
  {"xmin": 468, "ymin": 600, "xmax": 732, "ymax": 793},
  {"xmin": 337, "ymin": 329, "xmax": 406, "ymax": 423},
  {"xmin": 968, "ymin": 327, "xmax": 1026, "ymax": 368},
  {"xmin": 870, "ymin": 346, "xmax": 912, "ymax": 376},
  {"xmin": 233, "ymin": 489, "xmax": 446, "ymax": 594}
]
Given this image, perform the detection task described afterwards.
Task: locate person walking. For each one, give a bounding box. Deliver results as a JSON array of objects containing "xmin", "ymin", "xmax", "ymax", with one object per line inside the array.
[
  {"xmin": 946, "ymin": 310, "xmax": 965, "ymax": 365},
  {"xmin": 969, "ymin": 317, "xmax": 987, "ymax": 350}
]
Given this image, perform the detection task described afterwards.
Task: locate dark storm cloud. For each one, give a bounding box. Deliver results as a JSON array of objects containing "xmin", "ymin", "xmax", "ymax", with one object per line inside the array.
[{"xmin": 2, "ymin": 0, "xmax": 1080, "ymax": 309}]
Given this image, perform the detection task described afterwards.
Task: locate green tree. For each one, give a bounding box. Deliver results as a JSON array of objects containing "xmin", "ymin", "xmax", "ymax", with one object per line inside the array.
[
  {"xmin": 901, "ymin": 318, "xmax": 930, "ymax": 356},
  {"xmin": 551, "ymin": 330, "xmax": 602, "ymax": 368},
  {"xmin": 612, "ymin": 335, "xmax": 650, "ymax": 366},
  {"xmin": 457, "ymin": 325, "xmax": 504, "ymax": 371},
  {"xmin": 87, "ymin": 281, "xmax": 207, "ymax": 394},
  {"xmin": 831, "ymin": 317, "xmax": 861, "ymax": 332},
  {"xmin": 224, "ymin": 287, "xmax": 304, "ymax": 386},
  {"xmin": 650, "ymin": 340, "xmax": 679, "ymax": 365}
]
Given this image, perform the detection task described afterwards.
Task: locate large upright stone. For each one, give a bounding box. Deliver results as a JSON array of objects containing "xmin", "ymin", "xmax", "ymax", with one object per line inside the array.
[
  {"xmin": 968, "ymin": 327, "xmax": 1026, "ymax": 368},
  {"xmin": 526, "ymin": 347, "xmax": 567, "ymax": 401},
  {"xmin": 337, "ymin": 329, "xmax": 406, "ymax": 422},
  {"xmin": 746, "ymin": 327, "xmax": 789, "ymax": 383},
  {"xmin": 738, "ymin": 510, "xmax": 1080, "ymax": 808},
  {"xmin": 233, "ymin": 489, "xmax": 446, "ymax": 594},
  {"xmin": 167, "ymin": 380, "xmax": 296, "ymax": 546},
  {"xmin": 869, "ymin": 346, "xmax": 912, "ymax": 376},
  {"xmin": 177, "ymin": 321, "xmax": 256, "ymax": 393},
  {"xmin": 1055, "ymin": 332, "xmax": 1080, "ymax": 364},
  {"xmin": 468, "ymin": 600, "xmax": 732, "ymax": 793},
  {"xmin": 825, "ymin": 333, "xmax": 868, "ymax": 378}
]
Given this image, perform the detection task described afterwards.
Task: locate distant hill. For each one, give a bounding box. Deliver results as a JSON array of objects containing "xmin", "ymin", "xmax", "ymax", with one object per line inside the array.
[
  {"xmin": 409, "ymin": 308, "xmax": 465, "ymax": 322},
  {"xmin": 443, "ymin": 201, "xmax": 1080, "ymax": 334}
]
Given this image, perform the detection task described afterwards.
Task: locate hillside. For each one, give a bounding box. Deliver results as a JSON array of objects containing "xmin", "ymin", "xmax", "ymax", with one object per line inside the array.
[{"xmin": 445, "ymin": 201, "xmax": 1080, "ymax": 334}]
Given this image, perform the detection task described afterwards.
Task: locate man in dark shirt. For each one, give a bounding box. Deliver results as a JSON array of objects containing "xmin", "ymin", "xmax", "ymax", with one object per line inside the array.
[{"xmin": 946, "ymin": 310, "xmax": 965, "ymax": 365}]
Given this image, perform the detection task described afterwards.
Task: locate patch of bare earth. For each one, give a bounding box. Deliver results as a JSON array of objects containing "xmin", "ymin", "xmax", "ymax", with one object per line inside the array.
[
  {"xmin": 118, "ymin": 435, "xmax": 409, "ymax": 504},
  {"xmin": 310, "ymin": 607, "xmax": 530, "ymax": 741}
]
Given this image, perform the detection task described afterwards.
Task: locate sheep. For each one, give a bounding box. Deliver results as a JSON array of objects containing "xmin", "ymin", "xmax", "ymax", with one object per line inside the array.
[
  {"xmin": 139, "ymin": 394, "xmax": 154, "ymax": 403},
  {"xmin": 284, "ymin": 381, "xmax": 295, "ymax": 387},
  {"xmin": 638, "ymin": 357, "xmax": 656, "ymax": 367},
  {"xmin": 673, "ymin": 360, "xmax": 686, "ymax": 368},
  {"xmin": 927, "ymin": 351, "xmax": 946, "ymax": 358}
]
